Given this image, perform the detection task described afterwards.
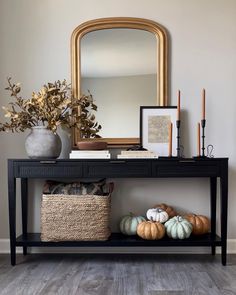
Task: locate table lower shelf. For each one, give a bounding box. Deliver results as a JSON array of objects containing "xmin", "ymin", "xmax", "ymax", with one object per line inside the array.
[{"xmin": 16, "ymin": 233, "xmax": 222, "ymax": 247}]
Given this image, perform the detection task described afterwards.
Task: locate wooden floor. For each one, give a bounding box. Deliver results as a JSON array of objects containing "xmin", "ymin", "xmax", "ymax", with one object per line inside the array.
[{"xmin": 0, "ymin": 254, "xmax": 236, "ymax": 295}]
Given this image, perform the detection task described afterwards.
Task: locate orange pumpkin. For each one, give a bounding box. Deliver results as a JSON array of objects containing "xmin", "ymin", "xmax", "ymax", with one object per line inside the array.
[
  {"xmin": 184, "ymin": 214, "xmax": 210, "ymax": 235},
  {"xmin": 137, "ymin": 221, "xmax": 165, "ymax": 240},
  {"xmin": 154, "ymin": 203, "xmax": 177, "ymax": 218}
]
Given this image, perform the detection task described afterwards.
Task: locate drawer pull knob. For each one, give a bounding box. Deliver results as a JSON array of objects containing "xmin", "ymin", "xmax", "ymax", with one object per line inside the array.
[
  {"xmin": 40, "ymin": 160, "xmax": 57, "ymax": 164},
  {"xmin": 109, "ymin": 160, "xmax": 126, "ymax": 164}
]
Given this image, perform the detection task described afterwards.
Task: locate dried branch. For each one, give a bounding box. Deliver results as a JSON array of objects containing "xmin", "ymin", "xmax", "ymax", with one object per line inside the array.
[{"xmin": 0, "ymin": 78, "xmax": 102, "ymax": 138}]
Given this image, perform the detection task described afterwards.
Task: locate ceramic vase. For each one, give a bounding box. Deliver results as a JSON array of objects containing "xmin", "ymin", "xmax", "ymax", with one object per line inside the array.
[{"xmin": 25, "ymin": 126, "xmax": 62, "ymax": 159}]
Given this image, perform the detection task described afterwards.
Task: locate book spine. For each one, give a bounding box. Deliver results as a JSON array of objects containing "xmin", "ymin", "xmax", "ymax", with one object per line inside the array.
[
  {"xmin": 69, "ymin": 154, "xmax": 111, "ymax": 159},
  {"xmin": 71, "ymin": 150, "xmax": 109, "ymax": 154},
  {"xmin": 117, "ymin": 155, "xmax": 158, "ymax": 159},
  {"xmin": 121, "ymin": 151, "xmax": 155, "ymax": 155}
]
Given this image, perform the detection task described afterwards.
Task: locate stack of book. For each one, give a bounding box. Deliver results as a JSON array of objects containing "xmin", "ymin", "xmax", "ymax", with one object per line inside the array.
[
  {"xmin": 117, "ymin": 150, "xmax": 158, "ymax": 159},
  {"xmin": 69, "ymin": 150, "xmax": 111, "ymax": 159}
]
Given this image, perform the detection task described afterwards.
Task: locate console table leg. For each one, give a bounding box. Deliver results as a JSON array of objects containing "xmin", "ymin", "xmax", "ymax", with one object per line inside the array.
[
  {"xmin": 21, "ymin": 178, "xmax": 28, "ymax": 256},
  {"xmin": 220, "ymin": 161, "xmax": 228, "ymax": 266},
  {"xmin": 23, "ymin": 247, "xmax": 27, "ymax": 256},
  {"xmin": 222, "ymin": 246, "xmax": 227, "ymax": 266},
  {"xmin": 8, "ymin": 161, "xmax": 16, "ymax": 266},
  {"xmin": 10, "ymin": 244, "xmax": 16, "ymax": 266},
  {"xmin": 210, "ymin": 177, "xmax": 217, "ymax": 255}
]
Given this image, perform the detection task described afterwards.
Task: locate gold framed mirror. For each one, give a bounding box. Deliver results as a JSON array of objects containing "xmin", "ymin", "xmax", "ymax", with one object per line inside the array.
[{"xmin": 71, "ymin": 17, "xmax": 168, "ymax": 147}]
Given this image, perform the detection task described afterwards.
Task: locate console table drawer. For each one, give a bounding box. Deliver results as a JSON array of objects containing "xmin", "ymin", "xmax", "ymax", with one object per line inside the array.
[
  {"xmin": 85, "ymin": 161, "xmax": 151, "ymax": 177},
  {"xmin": 153, "ymin": 161, "xmax": 220, "ymax": 177},
  {"xmin": 14, "ymin": 161, "xmax": 83, "ymax": 178}
]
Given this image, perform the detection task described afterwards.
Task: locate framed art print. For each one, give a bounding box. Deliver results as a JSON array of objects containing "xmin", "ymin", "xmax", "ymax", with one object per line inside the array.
[{"xmin": 140, "ymin": 106, "xmax": 177, "ymax": 156}]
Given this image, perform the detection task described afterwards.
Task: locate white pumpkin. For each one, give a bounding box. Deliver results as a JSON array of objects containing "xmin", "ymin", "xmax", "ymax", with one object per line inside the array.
[{"xmin": 146, "ymin": 208, "xmax": 169, "ymax": 223}]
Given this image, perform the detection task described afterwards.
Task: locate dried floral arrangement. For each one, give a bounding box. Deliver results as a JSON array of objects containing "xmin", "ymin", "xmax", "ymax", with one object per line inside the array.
[{"xmin": 0, "ymin": 78, "xmax": 101, "ymax": 138}]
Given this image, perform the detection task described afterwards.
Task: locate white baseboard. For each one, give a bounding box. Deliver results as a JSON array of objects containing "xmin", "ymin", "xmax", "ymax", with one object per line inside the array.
[
  {"xmin": 226, "ymin": 239, "xmax": 236, "ymax": 254},
  {"xmin": 0, "ymin": 239, "xmax": 11, "ymax": 254},
  {"xmin": 0, "ymin": 239, "xmax": 236, "ymax": 254}
]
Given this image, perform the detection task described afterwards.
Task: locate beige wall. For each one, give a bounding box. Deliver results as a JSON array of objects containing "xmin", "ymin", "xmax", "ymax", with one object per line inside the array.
[{"xmin": 0, "ymin": 0, "xmax": 236, "ymax": 242}]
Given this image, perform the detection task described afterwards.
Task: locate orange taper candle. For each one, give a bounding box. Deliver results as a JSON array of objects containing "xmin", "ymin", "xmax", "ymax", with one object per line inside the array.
[
  {"xmin": 168, "ymin": 122, "xmax": 173, "ymax": 157},
  {"xmin": 177, "ymin": 90, "xmax": 181, "ymax": 121}
]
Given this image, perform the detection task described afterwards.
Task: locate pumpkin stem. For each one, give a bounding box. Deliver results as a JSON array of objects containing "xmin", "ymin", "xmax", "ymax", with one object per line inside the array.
[{"xmin": 177, "ymin": 215, "xmax": 183, "ymax": 222}]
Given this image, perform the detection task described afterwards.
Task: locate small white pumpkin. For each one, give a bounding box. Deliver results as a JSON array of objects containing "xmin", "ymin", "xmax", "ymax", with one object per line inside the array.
[
  {"xmin": 120, "ymin": 213, "xmax": 146, "ymax": 235},
  {"xmin": 146, "ymin": 208, "xmax": 169, "ymax": 223}
]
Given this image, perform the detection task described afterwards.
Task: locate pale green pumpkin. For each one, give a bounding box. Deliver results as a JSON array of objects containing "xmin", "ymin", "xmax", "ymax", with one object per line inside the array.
[
  {"xmin": 165, "ymin": 216, "xmax": 193, "ymax": 239},
  {"xmin": 120, "ymin": 213, "xmax": 146, "ymax": 235}
]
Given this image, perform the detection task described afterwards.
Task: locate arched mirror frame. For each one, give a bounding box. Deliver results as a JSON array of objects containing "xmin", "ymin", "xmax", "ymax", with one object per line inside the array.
[{"xmin": 71, "ymin": 17, "xmax": 168, "ymax": 147}]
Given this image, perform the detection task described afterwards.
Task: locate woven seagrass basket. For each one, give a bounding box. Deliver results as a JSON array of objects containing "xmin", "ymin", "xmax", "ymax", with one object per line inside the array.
[{"xmin": 41, "ymin": 194, "xmax": 111, "ymax": 241}]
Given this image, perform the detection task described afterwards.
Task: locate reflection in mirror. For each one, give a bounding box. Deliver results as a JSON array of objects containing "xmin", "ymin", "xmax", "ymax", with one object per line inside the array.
[{"xmin": 80, "ymin": 29, "xmax": 157, "ymax": 138}]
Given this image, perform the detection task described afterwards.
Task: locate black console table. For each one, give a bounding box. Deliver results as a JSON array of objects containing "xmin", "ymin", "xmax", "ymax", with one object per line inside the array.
[{"xmin": 8, "ymin": 157, "xmax": 228, "ymax": 266}]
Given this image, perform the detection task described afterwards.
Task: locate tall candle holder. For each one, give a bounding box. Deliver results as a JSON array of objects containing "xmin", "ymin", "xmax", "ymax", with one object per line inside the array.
[
  {"xmin": 176, "ymin": 120, "xmax": 181, "ymax": 158},
  {"xmin": 201, "ymin": 119, "xmax": 206, "ymax": 157}
]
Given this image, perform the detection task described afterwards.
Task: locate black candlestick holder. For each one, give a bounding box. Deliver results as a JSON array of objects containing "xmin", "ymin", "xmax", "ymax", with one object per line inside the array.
[
  {"xmin": 201, "ymin": 119, "xmax": 206, "ymax": 157},
  {"xmin": 176, "ymin": 120, "xmax": 181, "ymax": 158}
]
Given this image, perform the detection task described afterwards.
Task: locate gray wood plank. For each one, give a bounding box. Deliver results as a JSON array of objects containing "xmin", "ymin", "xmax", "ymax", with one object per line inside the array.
[
  {"xmin": 75, "ymin": 257, "xmax": 116, "ymax": 295},
  {"xmin": 204, "ymin": 258, "xmax": 236, "ymax": 295},
  {"xmin": 0, "ymin": 258, "xmax": 33, "ymax": 294},
  {"xmin": 18, "ymin": 255, "xmax": 67, "ymax": 295},
  {"xmin": 148, "ymin": 292, "xmax": 185, "ymax": 295},
  {"xmin": 111, "ymin": 256, "xmax": 147, "ymax": 295},
  {"xmin": 187, "ymin": 271, "xmax": 221, "ymax": 295},
  {"xmin": 219, "ymin": 291, "xmax": 236, "ymax": 295},
  {"xmin": 37, "ymin": 256, "xmax": 87, "ymax": 295}
]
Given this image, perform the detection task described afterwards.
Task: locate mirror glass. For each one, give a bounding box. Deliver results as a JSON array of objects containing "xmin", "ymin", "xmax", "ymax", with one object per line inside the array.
[{"xmin": 80, "ymin": 28, "xmax": 158, "ymax": 138}]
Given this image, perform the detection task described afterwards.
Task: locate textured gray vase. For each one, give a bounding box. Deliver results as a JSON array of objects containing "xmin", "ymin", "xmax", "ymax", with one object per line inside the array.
[{"xmin": 25, "ymin": 126, "xmax": 62, "ymax": 159}]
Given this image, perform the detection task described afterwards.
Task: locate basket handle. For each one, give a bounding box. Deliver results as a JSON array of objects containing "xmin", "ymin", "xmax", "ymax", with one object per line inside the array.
[{"xmin": 108, "ymin": 182, "xmax": 114, "ymax": 195}]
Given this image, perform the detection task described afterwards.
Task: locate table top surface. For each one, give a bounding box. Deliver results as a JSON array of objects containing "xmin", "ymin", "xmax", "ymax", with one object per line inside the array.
[{"xmin": 8, "ymin": 157, "xmax": 229, "ymax": 162}]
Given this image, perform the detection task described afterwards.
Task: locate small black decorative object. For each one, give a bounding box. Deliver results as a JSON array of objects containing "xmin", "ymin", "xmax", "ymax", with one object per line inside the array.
[
  {"xmin": 207, "ymin": 144, "xmax": 214, "ymax": 158},
  {"xmin": 180, "ymin": 145, "xmax": 185, "ymax": 158},
  {"xmin": 201, "ymin": 119, "xmax": 206, "ymax": 157},
  {"xmin": 176, "ymin": 120, "xmax": 181, "ymax": 158}
]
